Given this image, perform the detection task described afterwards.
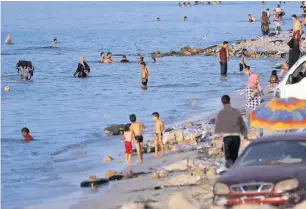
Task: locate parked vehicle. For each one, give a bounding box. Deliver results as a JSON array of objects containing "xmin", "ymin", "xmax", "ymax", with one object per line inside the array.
[
  {"xmin": 213, "ymin": 133, "xmax": 306, "ymax": 207},
  {"xmin": 274, "ymin": 55, "xmax": 306, "ymax": 100}
]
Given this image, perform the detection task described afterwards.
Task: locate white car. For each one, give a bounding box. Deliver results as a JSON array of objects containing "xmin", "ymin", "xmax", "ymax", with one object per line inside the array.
[{"xmin": 274, "ymin": 55, "xmax": 306, "ymax": 100}]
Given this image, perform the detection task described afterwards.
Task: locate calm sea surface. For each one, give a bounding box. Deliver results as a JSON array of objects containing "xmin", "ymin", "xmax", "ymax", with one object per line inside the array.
[{"xmin": 1, "ymin": 1, "xmax": 300, "ymax": 209}]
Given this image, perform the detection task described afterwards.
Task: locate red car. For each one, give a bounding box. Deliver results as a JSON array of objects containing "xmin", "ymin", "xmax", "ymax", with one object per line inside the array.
[{"xmin": 213, "ymin": 133, "xmax": 306, "ymax": 208}]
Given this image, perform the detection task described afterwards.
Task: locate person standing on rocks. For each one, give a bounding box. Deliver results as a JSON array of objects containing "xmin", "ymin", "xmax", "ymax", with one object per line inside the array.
[
  {"xmin": 129, "ymin": 114, "xmax": 145, "ymax": 164},
  {"xmin": 215, "ymin": 95, "xmax": 248, "ymax": 168},
  {"xmin": 217, "ymin": 41, "xmax": 229, "ymax": 76}
]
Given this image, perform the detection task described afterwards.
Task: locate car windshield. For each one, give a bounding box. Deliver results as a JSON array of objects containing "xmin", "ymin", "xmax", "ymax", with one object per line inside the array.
[{"xmin": 238, "ymin": 140, "xmax": 306, "ymax": 166}]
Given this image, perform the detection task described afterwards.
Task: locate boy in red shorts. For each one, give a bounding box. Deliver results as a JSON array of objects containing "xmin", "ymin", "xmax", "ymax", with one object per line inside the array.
[
  {"xmin": 21, "ymin": 127, "xmax": 33, "ymax": 141},
  {"xmin": 123, "ymin": 124, "xmax": 132, "ymax": 165}
]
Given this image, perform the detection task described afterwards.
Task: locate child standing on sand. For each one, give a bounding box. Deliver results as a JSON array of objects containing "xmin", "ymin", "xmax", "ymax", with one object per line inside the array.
[
  {"xmin": 152, "ymin": 112, "xmax": 165, "ymax": 157},
  {"xmin": 21, "ymin": 127, "xmax": 32, "ymax": 142},
  {"xmin": 123, "ymin": 124, "xmax": 132, "ymax": 165},
  {"xmin": 129, "ymin": 114, "xmax": 145, "ymax": 163}
]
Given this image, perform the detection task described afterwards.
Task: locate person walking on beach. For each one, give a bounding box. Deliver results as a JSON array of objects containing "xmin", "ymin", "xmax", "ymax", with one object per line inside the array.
[
  {"xmin": 245, "ymin": 74, "xmax": 263, "ymax": 137},
  {"xmin": 129, "ymin": 114, "xmax": 145, "ymax": 164},
  {"xmin": 152, "ymin": 112, "xmax": 165, "ymax": 157},
  {"xmin": 239, "ymin": 49, "xmax": 247, "ymax": 72},
  {"xmin": 260, "ymin": 11, "xmax": 270, "ymax": 35},
  {"xmin": 217, "ymin": 41, "xmax": 229, "ymax": 76},
  {"xmin": 73, "ymin": 56, "xmax": 90, "ymax": 77},
  {"xmin": 123, "ymin": 124, "xmax": 132, "ymax": 165},
  {"xmin": 140, "ymin": 62, "xmax": 149, "ymax": 87},
  {"xmin": 215, "ymin": 95, "xmax": 247, "ymax": 168}
]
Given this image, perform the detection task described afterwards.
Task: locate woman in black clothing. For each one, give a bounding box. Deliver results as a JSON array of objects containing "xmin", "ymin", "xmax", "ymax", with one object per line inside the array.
[{"xmin": 73, "ymin": 56, "xmax": 90, "ymax": 77}]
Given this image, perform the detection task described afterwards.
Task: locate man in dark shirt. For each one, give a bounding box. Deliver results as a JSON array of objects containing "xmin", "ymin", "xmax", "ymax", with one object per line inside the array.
[
  {"xmin": 215, "ymin": 95, "xmax": 248, "ymax": 168},
  {"xmin": 217, "ymin": 41, "xmax": 229, "ymax": 76}
]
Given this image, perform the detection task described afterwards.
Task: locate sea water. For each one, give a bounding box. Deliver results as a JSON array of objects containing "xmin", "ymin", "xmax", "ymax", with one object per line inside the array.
[{"xmin": 1, "ymin": 1, "xmax": 300, "ymax": 208}]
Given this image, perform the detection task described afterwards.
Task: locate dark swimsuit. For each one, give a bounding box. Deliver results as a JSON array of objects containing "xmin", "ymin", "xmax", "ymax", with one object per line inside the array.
[
  {"xmin": 141, "ymin": 78, "xmax": 148, "ymax": 86},
  {"xmin": 135, "ymin": 135, "xmax": 143, "ymax": 143},
  {"xmin": 155, "ymin": 133, "xmax": 163, "ymax": 137}
]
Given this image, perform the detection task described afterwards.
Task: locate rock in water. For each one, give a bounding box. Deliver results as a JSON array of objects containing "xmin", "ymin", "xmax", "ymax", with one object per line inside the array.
[
  {"xmin": 88, "ymin": 175, "xmax": 97, "ymax": 182},
  {"xmin": 104, "ymin": 156, "xmax": 113, "ymax": 163},
  {"xmin": 162, "ymin": 159, "xmax": 188, "ymax": 172},
  {"xmin": 168, "ymin": 192, "xmax": 200, "ymax": 209},
  {"xmin": 151, "ymin": 172, "xmax": 160, "ymax": 179},
  {"xmin": 105, "ymin": 169, "xmax": 117, "ymax": 179},
  {"xmin": 159, "ymin": 169, "xmax": 168, "ymax": 178},
  {"xmin": 120, "ymin": 202, "xmax": 145, "ymax": 209},
  {"xmin": 104, "ymin": 124, "xmax": 126, "ymax": 135}
]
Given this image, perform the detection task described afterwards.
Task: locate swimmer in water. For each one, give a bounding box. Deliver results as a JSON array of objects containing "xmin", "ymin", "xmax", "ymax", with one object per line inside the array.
[
  {"xmin": 184, "ymin": 16, "xmax": 188, "ymax": 21},
  {"xmin": 5, "ymin": 34, "xmax": 13, "ymax": 45},
  {"xmin": 104, "ymin": 52, "xmax": 113, "ymax": 63},
  {"xmin": 21, "ymin": 127, "xmax": 33, "ymax": 141},
  {"xmin": 187, "ymin": 2, "xmax": 191, "ymax": 7},
  {"xmin": 157, "ymin": 17, "xmax": 161, "ymax": 22},
  {"xmin": 152, "ymin": 56, "xmax": 156, "ymax": 63},
  {"xmin": 248, "ymin": 14, "xmax": 255, "ymax": 22},
  {"xmin": 53, "ymin": 38, "xmax": 58, "ymax": 44},
  {"xmin": 16, "ymin": 60, "xmax": 34, "ymax": 81},
  {"xmin": 73, "ymin": 56, "xmax": 90, "ymax": 77},
  {"xmin": 100, "ymin": 52, "xmax": 105, "ymax": 63},
  {"xmin": 120, "ymin": 55, "xmax": 130, "ymax": 62},
  {"xmin": 266, "ymin": 8, "xmax": 270, "ymax": 18},
  {"xmin": 178, "ymin": 2, "xmax": 182, "ymax": 6},
  {"xmin": 140, "ymin": 62, "xmax": 148, "ymax": 87}
]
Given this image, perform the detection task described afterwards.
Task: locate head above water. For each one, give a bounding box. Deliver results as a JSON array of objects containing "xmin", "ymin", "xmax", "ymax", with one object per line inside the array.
[
  {"xmin": 246, "ymin": 73, "xmax": 259, "ymax": 89},
  {"xmin": 80, "ymin": 56, "xmax": 85, "ymax": 63},
  {"xmin": 140, "ymin": 62, "xmax": 146, "ymax": 68},
  {"xmin": 124, "ymin": 123, "xmax": 131, "ymax": 132},
  {"xmin": 152, "ymin": 112, "xmax": 160, "ymax": 120},
  {"xmin": 21, "ymin": 127, "xmax": 30, "ymax": 136},
  {"xmin": 122, "ymin": 55, "xmax": 127, "ymax": 59},
  {"xmin": 107, "ymin": 52, "xmax": 112, "ymax": 57},
  {"xmin": 277, "ymin": 4, "xmax": 280, "ymax": 8},
  {"xmin": 184, "ymin": 16, "xmax": 187, "ymax": 21},
  {"xmin": 157, "ymin": 17, "xmax": 160, "ymax": 21},
  {"xmin": 152, "ymin": 56, "xmax": 156, "ymax": 62},
  {"xmin": 100, "ymin": 52, "xmax": 104, "ymax": 56},
  {"xmin": 140, "ymin": 56, "xmax": 144, "ymax": 62},
  {"xmin": 53, "ymin": 38, "xmax": 57, "ymax": 44},
  {"xmin": 129, "ymin": 114, "xmax": 136, "ymax": 123},
  {"xmin": 221, "ymin": 95, "xmax": 230, "ymax": 105}
]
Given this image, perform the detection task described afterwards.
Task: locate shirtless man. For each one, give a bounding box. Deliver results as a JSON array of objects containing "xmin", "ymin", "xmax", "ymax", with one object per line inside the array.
[
  {"xmin": 104, "ymin": 52, "xmax": 113, "ymax": 63},
  {"xmin": 217, "ymin": 41, "xmax": 229, "ymax": 76},
  {"xmin": 129, "ymin": 114, "xmax": 145, "ymax": 163},
  {"xmin": 140, "ymin": 62, "xmax": 149, "ymax": 87},
  {"xmin": 292, "ymin": 14, "xmax": 302, "ymax": 42},
  {"xmin": 152, "ymin": 112, "xmax": 165, "ymax": 157}
]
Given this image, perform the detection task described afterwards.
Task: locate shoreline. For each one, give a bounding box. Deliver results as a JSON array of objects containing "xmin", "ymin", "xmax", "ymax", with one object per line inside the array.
[{"xmin": 71, "ymin": 84, "xmax": 276, "ymax": 209}]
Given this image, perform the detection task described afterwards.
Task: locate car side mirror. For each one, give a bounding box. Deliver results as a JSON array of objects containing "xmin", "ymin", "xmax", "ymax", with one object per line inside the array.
[{"xmin": 288, "ymin": 74, "xmax": 293, "ymax": 84}]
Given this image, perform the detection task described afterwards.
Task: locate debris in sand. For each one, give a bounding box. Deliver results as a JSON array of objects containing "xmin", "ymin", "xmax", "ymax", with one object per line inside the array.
[
  {"xmin": 168, "ymin": 192, "xmax": 200, "ymax": 209},
  {"xmin": 163, "ymin": 174, "xmax": 201, "ymax": 187}
]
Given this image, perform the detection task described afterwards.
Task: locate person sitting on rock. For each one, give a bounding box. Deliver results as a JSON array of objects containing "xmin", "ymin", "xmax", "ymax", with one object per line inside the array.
[
  {"xmin": 248, "ymin": 14, "xmax": 255, "ymax": 23},
  {"xmin": 123, "ymin": 124, "xmax": 132, "ymax": 165},
  {"xmin": 129, "ymin": 114, "xmax": 145, "ymax": 164},
  {"xmin": 120, "ymin": 55, "xmax": 130, "ymax": 63}
]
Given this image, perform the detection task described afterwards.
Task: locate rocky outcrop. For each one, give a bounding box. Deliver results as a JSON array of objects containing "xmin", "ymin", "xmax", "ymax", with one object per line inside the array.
[{"xmin": 104, "ymin": 124, "xmax": 127, "ymax": 136}]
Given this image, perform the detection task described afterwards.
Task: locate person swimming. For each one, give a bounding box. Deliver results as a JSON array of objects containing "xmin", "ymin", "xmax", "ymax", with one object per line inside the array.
[
  {"xmin": 16, "ymin": 60, "xmax": 34, "ymax": 81},
  {"xmin": 73, "ymin": 56, "xmax": 90, "ymax": 77},
  {"xmin": 104, "ymin": 52, "xmax": 113, "ymax": 63},
  {"xmin": 120, "ymin": 55, "xmax": 130, "ymax": 62},
  {"xmin": 140, "ymin": 62, "xmax": 148, "ymax": 87},
  {"xmin": 5, "ymin": 34, "xmax": 13, "ymax": 45},
  {"xmin": 21, "ymin": 127, "xmax": 33, "ymax": 141},
  {"xmin": 100, "ymin": 52, "xmax": 105, "ymax": 63},
  {"xmin": 184, "ymin": 16, "xmax": 188, "ymax": 21},
  {"xmin": 157, "ymin": 17, "xmax": 161, "ymax": 22},
  {"xmin": 248, "ymin": 14, "xmax": 255, "ymax": 22},
  {"xmin": 53, "ymin": 38, "xmax": 58, "ymax": 44}
]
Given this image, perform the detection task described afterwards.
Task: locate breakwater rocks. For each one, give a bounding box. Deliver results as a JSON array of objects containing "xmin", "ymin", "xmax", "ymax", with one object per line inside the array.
[{"xmin": 151, "ymin": 35, "xmax": 306, "ymax": 59}]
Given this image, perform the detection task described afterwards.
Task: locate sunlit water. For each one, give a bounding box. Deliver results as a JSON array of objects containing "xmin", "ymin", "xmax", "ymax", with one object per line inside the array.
[{"xmin": 1, "ymin": 1, "xmax": 300, "ymax": 208}]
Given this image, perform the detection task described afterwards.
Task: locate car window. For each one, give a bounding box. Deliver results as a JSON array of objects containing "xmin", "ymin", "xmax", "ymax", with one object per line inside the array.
[
  {"xmin": 238, "ymin": 141, "xmax": 306, "ymax": 166},
  {"xmin": 293, "ymin": 61, "xmax": 306, "ymax": 77}
]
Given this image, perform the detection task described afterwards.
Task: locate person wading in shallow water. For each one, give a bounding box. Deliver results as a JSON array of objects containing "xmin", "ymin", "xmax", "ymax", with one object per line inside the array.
[
  {"xmin": 217, "ymin": 41, "xmax": 229, "ymax": 76},
  {"xmin": 215, "ymin": 95, "xmax": 248, "ymax": 168},
  {"xmin": 73, "ymin": 56, "xmax": 90, "ymax": 77}
]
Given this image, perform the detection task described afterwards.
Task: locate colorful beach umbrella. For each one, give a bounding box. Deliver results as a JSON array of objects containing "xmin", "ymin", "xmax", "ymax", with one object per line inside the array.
[{"xmin": 250, "ymin": 97, "xmax": 306, "ymax": 130}]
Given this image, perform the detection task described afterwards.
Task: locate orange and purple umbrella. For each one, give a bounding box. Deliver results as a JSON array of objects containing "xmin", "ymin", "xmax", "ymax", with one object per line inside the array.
[{"xmin": 250, "ymin": 97, "xmax": 306, "ymax": 130}]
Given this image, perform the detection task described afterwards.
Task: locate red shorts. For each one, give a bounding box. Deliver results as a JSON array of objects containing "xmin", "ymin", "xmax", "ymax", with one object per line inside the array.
[{"xmin": 124, "ymin": 141, "xmax": 132, "ymax": 154}]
